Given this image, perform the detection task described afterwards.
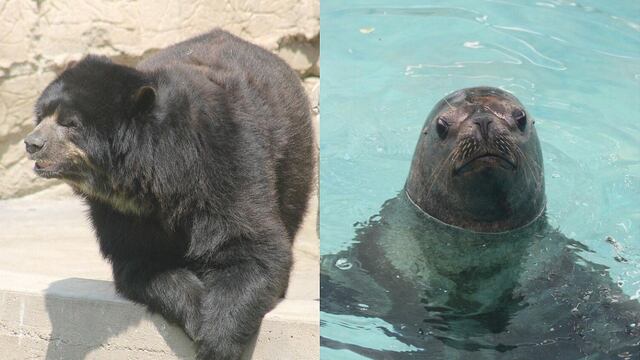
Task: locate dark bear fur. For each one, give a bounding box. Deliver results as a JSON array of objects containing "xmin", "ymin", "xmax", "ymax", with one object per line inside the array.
[{"xmin": 27, "ymin": 29, "xmax": 315, "ymax": 359}]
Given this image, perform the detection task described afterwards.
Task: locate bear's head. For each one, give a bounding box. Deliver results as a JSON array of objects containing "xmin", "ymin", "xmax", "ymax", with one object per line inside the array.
[{"xmin": 25, "ymin": 55, "xmax": 156, "ymax": 184}]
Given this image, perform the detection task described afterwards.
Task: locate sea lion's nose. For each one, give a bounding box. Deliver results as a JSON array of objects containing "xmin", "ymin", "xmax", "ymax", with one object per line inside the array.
[{"xmin": 473, "ymin": 117, "xmax": 492, "ymax": 140}]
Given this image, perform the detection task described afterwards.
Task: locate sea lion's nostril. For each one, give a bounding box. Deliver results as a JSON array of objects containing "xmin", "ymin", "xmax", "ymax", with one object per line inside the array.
[{"xmin": 474, "ymin": 118, "xmax": 492, "ymax": 140}]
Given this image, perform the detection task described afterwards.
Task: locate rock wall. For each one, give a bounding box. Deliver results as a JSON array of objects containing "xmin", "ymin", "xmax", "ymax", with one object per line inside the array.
[{"xmin": 0, "ymin": 0, "xmax": 319, "ymax": 199}]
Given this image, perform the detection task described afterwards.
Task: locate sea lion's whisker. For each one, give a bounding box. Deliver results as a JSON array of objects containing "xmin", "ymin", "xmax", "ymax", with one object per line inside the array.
[
  {"xmin": 515, "ymin": 147, "xmax": 542, "ymax": 189},
  {"xmin": 424, "ymin": 148, "xmax": 458, "ymax": 202}
]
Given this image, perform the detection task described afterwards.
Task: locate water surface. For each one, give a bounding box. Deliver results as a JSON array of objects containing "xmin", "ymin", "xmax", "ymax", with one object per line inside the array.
[{"xmin": 320, "ymin": 0, "xmax": 640, "ymax": 358}]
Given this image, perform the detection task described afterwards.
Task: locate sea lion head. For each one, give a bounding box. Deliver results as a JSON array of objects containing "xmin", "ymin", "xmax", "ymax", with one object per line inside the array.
[{"xmin": 405, "ymin": 87, "xmax": 545, "ymax": 233}]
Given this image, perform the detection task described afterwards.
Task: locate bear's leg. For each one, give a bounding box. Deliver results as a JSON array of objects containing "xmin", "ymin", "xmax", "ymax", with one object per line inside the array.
[
  {"xmin": 195, "ymin": 259, "xmax": 290, "ymax": 360},
  {"xmin": 111, "ymin": 260, "xmax": 205, "ymax": 339}
]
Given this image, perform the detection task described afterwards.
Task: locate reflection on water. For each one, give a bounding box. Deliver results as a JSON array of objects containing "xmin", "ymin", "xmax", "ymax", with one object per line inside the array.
[{"xmin": 320, "ymin": 0, "xmax": 640, "ymax": 358}]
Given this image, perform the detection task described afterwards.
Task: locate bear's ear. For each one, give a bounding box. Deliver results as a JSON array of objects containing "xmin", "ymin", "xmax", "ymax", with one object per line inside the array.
[
  {"xmin": 132, "ymin": 86, "xmax": 156, "ymax": 117},
  {"xmin": 54, "ymin": 60, "xmax": 78, "ymax": 75},
  {"xmin": 63, "ymin": 60, "xmax": 78, "ymax": 71}
]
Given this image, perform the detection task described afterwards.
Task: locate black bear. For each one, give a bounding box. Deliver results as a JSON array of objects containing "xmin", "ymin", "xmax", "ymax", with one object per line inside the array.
[{"xmin": 25, "ymin": 29, "xmax": 315, "ymax": 359}]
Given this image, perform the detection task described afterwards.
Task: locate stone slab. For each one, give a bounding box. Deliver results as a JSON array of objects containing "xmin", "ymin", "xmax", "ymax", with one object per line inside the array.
[{"xmin": 0, "ymin": 194, "xmax": 319, "ymax": 359}]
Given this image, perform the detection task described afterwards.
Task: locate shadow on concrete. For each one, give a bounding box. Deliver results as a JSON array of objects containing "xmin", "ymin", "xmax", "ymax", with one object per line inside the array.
[{"xmin": 44, "ymin": 278, "xmax": 196, "ymax": 359}]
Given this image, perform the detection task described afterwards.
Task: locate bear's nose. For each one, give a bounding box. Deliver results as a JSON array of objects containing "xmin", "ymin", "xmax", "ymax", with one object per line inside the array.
[{"xmin": 24, "ymin": 133, "xmax": 46, "ymax": 155}]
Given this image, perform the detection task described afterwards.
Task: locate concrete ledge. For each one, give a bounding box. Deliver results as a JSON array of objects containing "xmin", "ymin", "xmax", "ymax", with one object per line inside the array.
[{"xmin": 0, "ymin": 198, "xmax": 319, "ymax": 359}]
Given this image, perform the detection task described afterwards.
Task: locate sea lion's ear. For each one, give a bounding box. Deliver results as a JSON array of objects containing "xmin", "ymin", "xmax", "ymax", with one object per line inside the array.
[{"xmin": 132, "ymin": 86, "xmax": 156, "ymax": 116}]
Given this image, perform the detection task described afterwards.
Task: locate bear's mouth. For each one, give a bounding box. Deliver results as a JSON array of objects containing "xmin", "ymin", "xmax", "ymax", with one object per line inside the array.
[{"xmin": 34, "ymin": 161, "xmax": 62, "ymax": 178}]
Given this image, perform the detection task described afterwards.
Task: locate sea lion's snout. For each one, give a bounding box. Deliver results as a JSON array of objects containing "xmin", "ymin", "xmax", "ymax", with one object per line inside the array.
[{"xmin": 452, "ymin": 110, "xmax": 518, "ymax": 176}]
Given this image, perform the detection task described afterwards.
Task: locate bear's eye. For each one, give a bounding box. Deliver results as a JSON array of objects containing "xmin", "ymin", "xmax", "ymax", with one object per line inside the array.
[
  {"xmin": 436, "ymin": 117, "xmax": 449, "ymax": 139},
  {"xmin": 58, "ymin": 115, "xmax": 79, "ymax": 128},
  {"xmin": 512, "ymin": 109, "xmax": 526, "ymax": 131}
]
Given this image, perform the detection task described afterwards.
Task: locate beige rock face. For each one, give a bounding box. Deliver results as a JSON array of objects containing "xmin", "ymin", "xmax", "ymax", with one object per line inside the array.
[{"xmin": 0, "ymin": 0, "xmax": 319, "ymax": 199}]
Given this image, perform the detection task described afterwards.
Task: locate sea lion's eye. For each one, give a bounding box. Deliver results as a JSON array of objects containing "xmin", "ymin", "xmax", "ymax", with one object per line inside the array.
[
  {"xmin": 436, "ymin": 117, "xmax": 449, "ymax": 139},
  {"xmin": 512, "ymin": 109, "xmax": 526, "ymax": 131}
]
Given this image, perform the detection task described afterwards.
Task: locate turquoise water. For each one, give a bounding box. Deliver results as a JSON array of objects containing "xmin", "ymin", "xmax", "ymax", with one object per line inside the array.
[{"xmin": 320, "ymin": 0, "xmax": 640, "ymax": 358}]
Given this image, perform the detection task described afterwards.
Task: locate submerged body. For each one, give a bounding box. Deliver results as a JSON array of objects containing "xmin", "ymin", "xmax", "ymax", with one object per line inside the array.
[
  {"xmin": 26, "ymin": 29, "xmax": 314, "ymax": 359},
  {"xmin": 321, "ymin": 87, "xmax": 639, "ymax": 359},
  {"xmin": 321, "ymin": 194, "xmax": 639, "ymax": 359}
]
